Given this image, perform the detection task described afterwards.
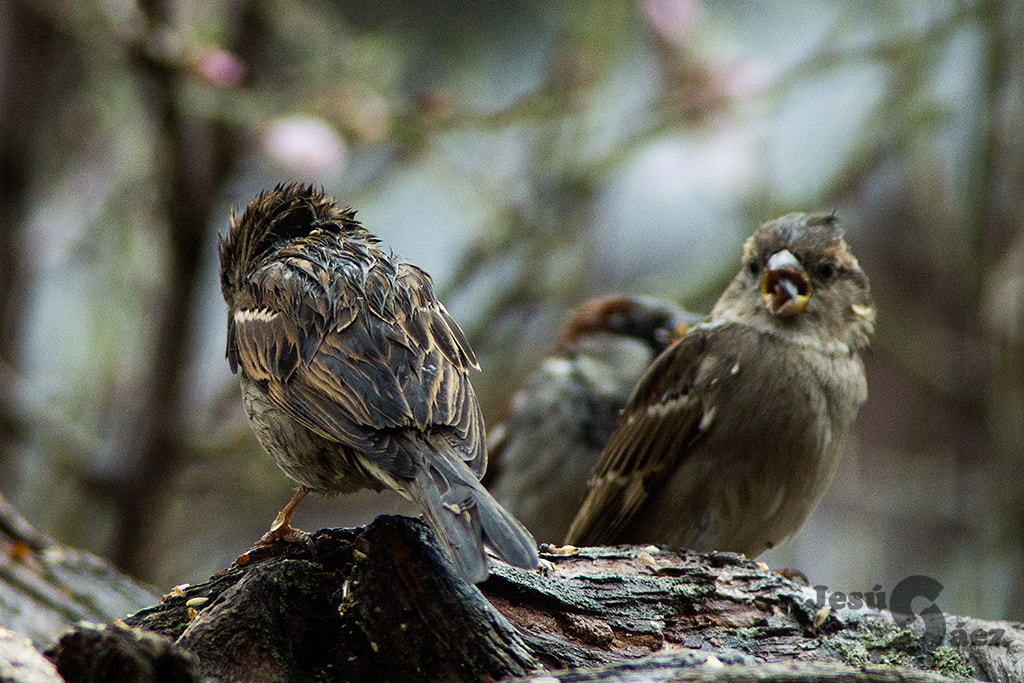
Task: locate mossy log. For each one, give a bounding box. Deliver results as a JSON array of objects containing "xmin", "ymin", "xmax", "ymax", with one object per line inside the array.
[{"xmin": 38, "ymin": 515, "xmax": 1023, "ymax": 682}]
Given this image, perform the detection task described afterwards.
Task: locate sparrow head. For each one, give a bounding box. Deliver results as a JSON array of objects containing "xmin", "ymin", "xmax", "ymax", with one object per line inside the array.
[
  {"xmin": 557, "ymin": 295, "xmax": 700, "ymax": 356},
  {"xmin": 219, "ymin": 183, "xmax": 368, "ymax": 309},
  {"xmin": 712, "ymin": 212, "xmax": 875, "ymax": 350}
]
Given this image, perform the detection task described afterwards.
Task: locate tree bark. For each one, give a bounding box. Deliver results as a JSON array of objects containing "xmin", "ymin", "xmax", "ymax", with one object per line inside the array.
[{"xmin": 38, "ymin": 515, "xmax": 1022, "ymax": 682}]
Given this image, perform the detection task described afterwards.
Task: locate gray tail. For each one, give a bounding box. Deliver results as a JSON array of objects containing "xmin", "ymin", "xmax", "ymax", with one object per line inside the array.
[{"xmin": 408, "ymin": 451, "xmax": 538, "ymax": 584}]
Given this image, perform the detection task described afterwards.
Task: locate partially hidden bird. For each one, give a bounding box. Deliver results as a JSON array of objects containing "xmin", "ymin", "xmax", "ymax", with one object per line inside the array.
[
  {"xmin": 564, "ymin": 213, "xmax": 875, "ymax": 558},
  {"xmin": 485, "ymin": 295, "xmax": 701, "ymax": 543},
  {"xmin": 219, "ymin": 184, "xmax": 538, "ymax": 583}
]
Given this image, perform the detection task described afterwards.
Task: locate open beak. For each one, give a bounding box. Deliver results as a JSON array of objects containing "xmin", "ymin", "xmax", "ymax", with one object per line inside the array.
[{"xmin": 761, "ymin": 249, "xmax": 811, "ymax": 317}]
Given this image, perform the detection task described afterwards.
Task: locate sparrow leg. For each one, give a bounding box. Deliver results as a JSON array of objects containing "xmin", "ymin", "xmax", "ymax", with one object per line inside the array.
[
  {"xmin": 257, "ymin": 486, "xmax": 311, "ymax": 546},
  {"xmin": 234, "ymin": 487, "xmax": 315, "ymax": 567}
]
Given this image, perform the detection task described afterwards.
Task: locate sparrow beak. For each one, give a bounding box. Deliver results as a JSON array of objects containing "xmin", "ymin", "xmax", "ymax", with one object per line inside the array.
[
  {"xmin": 657, "ymin": 311, "xmax": 705, "ymax": 350},
  {"xmin": 653, "ymin": 316, "xmax": 693, "ymax": 351},
  {"xmin": 761, "ymin": 249, "xmax": 811, "ymax": 317}
]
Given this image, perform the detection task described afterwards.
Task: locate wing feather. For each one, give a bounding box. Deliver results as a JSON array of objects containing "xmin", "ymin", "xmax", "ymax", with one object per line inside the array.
[
  {"xmin": 228, "ymin": 235, "xmax": 484, "ymax": 470},
  {"xmin": 565, "ymin": 327, "xmax": 713, "ymax": 545}
]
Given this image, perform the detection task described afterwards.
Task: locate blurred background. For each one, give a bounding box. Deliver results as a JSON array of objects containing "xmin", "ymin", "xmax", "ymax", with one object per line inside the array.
[{"xmin": 0, "ymin": 0, "xmax": 1021, "ymax": 622}]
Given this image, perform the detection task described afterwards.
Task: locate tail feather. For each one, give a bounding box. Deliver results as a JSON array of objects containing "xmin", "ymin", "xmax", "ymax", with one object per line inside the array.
[
  {"xmin": 409, "ymin": 452, "xmax": 538, "ymax": 584},
  {"xmin": 474, "ymin": 483, "xmax": 540, "ymax": 571}
]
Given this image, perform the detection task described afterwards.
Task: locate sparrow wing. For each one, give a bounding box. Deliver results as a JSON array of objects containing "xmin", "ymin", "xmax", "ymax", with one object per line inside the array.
[
  {"xmin": 564, "ymin": 325, "xmax": 714, "ymax": 546},
  {"xmin": 228, "ymin": 238, "xmax": 485, "ymax": 475}
]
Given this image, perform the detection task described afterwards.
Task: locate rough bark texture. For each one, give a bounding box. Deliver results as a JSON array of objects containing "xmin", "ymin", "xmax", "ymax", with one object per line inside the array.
[
  {"xmin": 6, "ymin": 513, "xmax": 1021, "ymax": 682},
  {"xmin": 119, "ymin": 518, "xmax": 537, "ymax": 683},
  {"xmin": 43, "ymin": 516, "xmax": 1022, "ymax": 682}
]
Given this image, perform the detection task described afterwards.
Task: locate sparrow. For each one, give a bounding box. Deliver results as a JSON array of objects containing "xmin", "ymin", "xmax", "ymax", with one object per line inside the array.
[
  {"xmin": 564, "ymin": 213, "xmax": 875, "ymax": 558},
  {"xmin": 218, "ymin": 184, "xmax": 538, "ymax": 583},
  {"xmin": 484, "ymin": 295, "xmax": 701, "ymax": 543}
]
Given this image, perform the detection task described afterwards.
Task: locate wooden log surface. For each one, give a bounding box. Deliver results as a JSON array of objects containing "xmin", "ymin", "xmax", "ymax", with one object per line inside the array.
[
  {"xmin": 0, "ymin": 493, "xmax": 158, "ymax": 649},
  {"xmin": 37, "ymin": 515, "xmax": 1021, "ymax": 683}
]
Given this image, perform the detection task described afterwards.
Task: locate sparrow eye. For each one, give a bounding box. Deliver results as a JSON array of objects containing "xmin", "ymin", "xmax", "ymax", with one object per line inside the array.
[
  {"xmin": 818, "ymin": 262, "xmax": 837, "ymax": 279},
  {"xmin": 747, "ymin": 259, "xmax": 761, "ymax": 276}
]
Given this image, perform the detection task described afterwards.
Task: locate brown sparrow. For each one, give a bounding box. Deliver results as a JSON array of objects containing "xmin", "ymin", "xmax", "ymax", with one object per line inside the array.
[
  {"xmin": 485, "ymin": 295, "xmax": 700, "ymax": 543},
  {"xmin": 564, "ymin": 213, "xmax": 875, "ymax": 557},
  {"xmin": 219, "ymin": 184, "xmax": 538, "ymax": 582}
]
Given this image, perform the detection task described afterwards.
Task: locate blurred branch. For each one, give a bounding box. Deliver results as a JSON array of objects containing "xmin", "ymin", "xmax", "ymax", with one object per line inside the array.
[
  {"xmin": 429, "ymin": 57, "xmax": 698, "ymax": 331},
  {"xmin": 769, "ymin": 3, "xmax": 976, "ymax": 98}
]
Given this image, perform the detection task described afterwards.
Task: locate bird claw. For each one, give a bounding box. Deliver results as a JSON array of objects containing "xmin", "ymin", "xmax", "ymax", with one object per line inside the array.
[
  {"xmin": 233, "ymin": 524, "xmax": 315, "ymax": 567},
  {"xmin": 256, "ymin": 523, "xmax": 311, "ymax": 547}
]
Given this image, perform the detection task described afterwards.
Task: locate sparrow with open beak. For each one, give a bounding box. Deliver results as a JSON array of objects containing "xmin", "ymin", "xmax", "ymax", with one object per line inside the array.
[
  {"xmin": 564, "ymin": 213, "xmax": 875, "ymax": 557},
  {"xmin": 219, "ymin": 184, "xmax": 537, "ymax": 583},
  {"xmin": 485, "ymin": 295, "xmax": 701, "ymax": 543}
]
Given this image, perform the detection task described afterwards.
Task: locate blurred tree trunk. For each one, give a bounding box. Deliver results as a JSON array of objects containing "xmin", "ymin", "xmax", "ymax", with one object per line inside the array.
[
  {"xmin": 0, "ymin": 0, "xmax": 64, "ymax": 491},
  {"xmin": 101, "ymin": 0, "xmax": 251, "ymax": 578}
]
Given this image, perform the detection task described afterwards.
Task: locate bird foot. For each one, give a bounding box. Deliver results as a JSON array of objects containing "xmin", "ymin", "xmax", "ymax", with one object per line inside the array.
[
  {"xmin": 234, "ymin": 523, "xmax": 316, "ymax": 567},
  {"xmin": 235, "ymin": 487, "xmax": 315, "ymax": 567},
  {"xmin": 256, "ymin": 522, "xmax": 311, "ymax": 547},
  {"xmin": 537, "ymin": 557, "xmax": 556, "ymax": 576}
]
